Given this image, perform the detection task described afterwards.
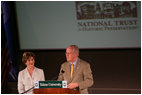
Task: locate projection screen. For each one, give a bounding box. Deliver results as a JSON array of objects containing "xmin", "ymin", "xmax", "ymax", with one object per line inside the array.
[{"xmin": 15, "ymin": 1, "xmax": 141, "ymax": 49}]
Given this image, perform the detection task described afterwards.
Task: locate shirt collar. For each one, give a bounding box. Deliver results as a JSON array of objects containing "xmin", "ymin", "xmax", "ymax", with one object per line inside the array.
[{"xmin": 70, "ymin": 57, "xmax": 78, "ymax": 67}]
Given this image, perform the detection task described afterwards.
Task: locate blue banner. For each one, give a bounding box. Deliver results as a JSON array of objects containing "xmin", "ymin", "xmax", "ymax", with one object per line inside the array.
[{"xmin": 1, "ymin": 1, "xmax": 18, "ymax": 82}]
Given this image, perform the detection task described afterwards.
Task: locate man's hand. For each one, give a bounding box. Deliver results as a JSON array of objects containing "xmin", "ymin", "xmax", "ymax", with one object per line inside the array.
[{"xmin": 67, "ymin": 82, "xmax": 79, "ymax": 89}]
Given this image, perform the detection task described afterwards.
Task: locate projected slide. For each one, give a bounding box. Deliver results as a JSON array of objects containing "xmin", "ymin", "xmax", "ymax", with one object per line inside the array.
[{"xmin": 15, "ymin": 1, "xmax": 141, "ymax": 49}]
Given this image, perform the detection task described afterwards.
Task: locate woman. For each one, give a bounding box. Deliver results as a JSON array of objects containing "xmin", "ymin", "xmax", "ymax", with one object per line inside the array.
[{"xmin": 18, "ymin": 52, "xmax": 45, "ymax": 94}]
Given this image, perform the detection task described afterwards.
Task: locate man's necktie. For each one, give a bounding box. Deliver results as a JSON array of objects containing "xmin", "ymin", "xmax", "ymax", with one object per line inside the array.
[{"xmin": 70, "ymin": 63, "xmax": 74, "ymax": 79}]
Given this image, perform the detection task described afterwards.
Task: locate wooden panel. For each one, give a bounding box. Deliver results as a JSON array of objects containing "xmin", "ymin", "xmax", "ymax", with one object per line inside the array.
[{"xmin": 33, "ymin": 88, "xmax": 80, "ymax": 94}]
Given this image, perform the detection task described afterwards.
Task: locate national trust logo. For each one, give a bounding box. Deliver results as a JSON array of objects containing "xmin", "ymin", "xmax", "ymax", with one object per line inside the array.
[
  {"xmin": 75, "ymin": 1, "xmax": 139, "ymax": 31},
  {"xmin": 76, "ymin": 1, "xmax": 137, "ymax": 20}
]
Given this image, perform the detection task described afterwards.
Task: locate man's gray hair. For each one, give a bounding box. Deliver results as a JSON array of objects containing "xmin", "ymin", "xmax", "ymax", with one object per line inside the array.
[{"xmin": 68, "ymin": 45, "xmax": 79, "ymax": 55}]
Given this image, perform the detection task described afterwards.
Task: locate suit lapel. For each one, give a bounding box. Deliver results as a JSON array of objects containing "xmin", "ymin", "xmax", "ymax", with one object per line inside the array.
[
  {"xmin": 25, "ymin": 68, "xmax": 32, "ymax": 80},
  {"xmin": 66, "ymin": 62, "xmax": 71, "ymax": 83}
]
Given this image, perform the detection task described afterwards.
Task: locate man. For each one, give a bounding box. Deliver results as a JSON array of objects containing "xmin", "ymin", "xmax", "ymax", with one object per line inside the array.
[{"xmin": 58, "ymin": 45, "xmax": 94, "ymax": 94}]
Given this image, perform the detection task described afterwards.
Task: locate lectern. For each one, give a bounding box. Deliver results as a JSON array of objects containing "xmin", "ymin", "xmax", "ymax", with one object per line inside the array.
[
  {"xmin": 33, "ymin": 81, "xmax": 80, "ymax": 94},
  {"xmin": 33, "ymin": 88, "xmax": 80, "ymax": 94}
]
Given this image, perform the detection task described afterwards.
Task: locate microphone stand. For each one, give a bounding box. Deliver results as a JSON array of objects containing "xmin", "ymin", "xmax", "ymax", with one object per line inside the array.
[
  {"xmin": 51, "ymin": 70, "xmax": 65, "ymax": 80},
  {"xmin": 20, "ymin": 86, "xmax": 34, "ymax": 94}
]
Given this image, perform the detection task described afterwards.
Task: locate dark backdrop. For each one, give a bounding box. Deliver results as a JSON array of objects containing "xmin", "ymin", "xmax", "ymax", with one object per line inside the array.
[{"xmin": 17, "ymin": 48, "xmax": 141, "ymax": 93}]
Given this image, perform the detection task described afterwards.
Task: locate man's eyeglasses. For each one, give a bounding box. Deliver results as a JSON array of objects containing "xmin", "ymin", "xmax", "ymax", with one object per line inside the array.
[{"xmin": 65, "ymin": 52, "xmax": 74, "ymax": 55}]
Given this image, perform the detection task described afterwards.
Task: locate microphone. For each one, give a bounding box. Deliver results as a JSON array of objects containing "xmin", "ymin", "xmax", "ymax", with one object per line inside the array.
[
  {"xmin": 52, "ymin": 69, "xmax": 65, "ymax": 80},
  {"xmin": 20, "ymin": 86, "xmax": 34, "ymax": 94},
  {"xmin": 61, "ymin": 69, "xmax": 65, "ymax": 73}
]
